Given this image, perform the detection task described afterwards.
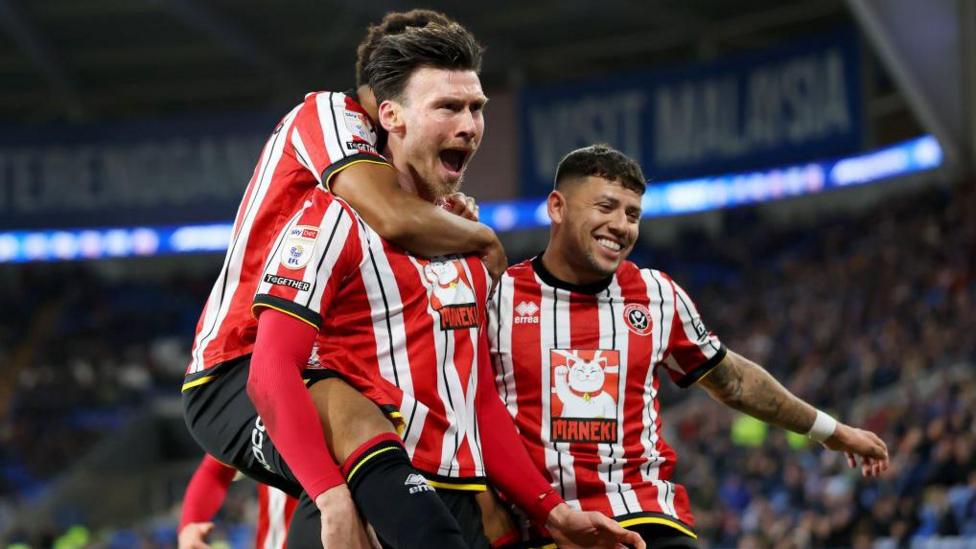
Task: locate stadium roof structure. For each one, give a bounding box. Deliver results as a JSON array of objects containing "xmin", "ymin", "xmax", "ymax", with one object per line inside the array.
[{"xmin": 0, "ymin": 0, "xmax": 856, "ymax": 124}]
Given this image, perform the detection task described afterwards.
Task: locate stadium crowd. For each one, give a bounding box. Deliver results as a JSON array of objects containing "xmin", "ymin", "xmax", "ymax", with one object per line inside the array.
[{"xmin": 0, "ymin": 180, "xmax": 972, "ymax": 547}]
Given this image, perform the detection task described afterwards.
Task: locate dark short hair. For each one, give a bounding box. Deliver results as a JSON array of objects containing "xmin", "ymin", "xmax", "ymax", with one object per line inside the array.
[
  {"xmin": 554, "ymin": 144, "xmax": 647, "ymax": 194},
  {"xmin": 360, "ymin": 12, "xmax": 482, "ymax": 103},
  {"xmin": 355, "ymin": 10, "xmax": 452, "ymax": 88}
]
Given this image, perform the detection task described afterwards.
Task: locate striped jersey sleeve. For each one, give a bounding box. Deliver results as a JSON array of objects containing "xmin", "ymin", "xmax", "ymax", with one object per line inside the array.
[
  {"xmin": 252, "ymin": 189, "xmax": 366, "ymax": 329},
  {"xmin": 660, "ymin": 275, "xmax": 727, "ymax": 388},
  {"xmin": 288, "ymin": 91, "xmax": 391, "ymax": 191}
]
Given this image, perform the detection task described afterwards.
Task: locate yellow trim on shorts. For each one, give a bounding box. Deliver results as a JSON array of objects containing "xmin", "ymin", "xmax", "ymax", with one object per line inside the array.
[
  {"xmin": 323, "ymin": 159, "xmax": 394, "ymax": 192},
  {"xmin": 181, "ymin": 375, "xmax": 215, "ymax": 392},
  {"xmin": 618, "ymin": 517, "xmax": 698, "ymax": 539},
  {"xmin": 425, "ymin": 479, "xmax": 487, "ymax": 492},
  {"xmin": 251, "ymin": 302, "xmax": 318, "ymax": 330},
  {"xmin": 346, "ymin": 446, "xmax": 400, "ymax": 483}
]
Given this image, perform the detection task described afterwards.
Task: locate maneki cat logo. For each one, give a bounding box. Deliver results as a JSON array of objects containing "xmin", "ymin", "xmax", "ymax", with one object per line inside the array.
[
  {"xmin": 421, "ymin": 258, "xmax": 479, "ymax": 330},
  {"xmin": 549, "ymin": 349, "xmax": 620, "ymax": 444}
]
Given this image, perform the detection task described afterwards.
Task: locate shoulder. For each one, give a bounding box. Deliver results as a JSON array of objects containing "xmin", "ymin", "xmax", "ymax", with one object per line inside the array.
[{"xmin": 504, "ymin": 258, "xmax": 535, "ymax": 281}]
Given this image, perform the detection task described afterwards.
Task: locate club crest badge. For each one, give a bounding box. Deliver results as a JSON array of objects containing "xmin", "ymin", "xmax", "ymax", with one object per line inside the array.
[{"xmin": 623, "ymin": 303, "xmax": 652, "ymax": 336}]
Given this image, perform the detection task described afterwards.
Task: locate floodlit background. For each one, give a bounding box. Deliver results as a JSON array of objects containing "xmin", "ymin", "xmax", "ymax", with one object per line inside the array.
[{"xmin": 0, "ymin": 0, "xmax": 974, "ymax": 547}]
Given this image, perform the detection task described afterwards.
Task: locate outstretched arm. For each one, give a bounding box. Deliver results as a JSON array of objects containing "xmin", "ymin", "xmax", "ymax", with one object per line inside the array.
[
  {"xmin": 697, "ymin": 350, "xmax": 890, "ymax": 477},
  {"xmin": 331, "ymin": 163, "xmax": 507, "ymax": 283}
]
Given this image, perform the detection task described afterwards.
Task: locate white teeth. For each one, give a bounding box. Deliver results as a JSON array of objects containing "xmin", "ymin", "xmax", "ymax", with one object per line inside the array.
[{"xmin": 596, "ymin": 238, "xmax": 621, "ymax": 251}]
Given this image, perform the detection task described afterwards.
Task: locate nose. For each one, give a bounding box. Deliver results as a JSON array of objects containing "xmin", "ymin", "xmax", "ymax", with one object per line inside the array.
[
  {"xmin": 607, "ymin": 209, "xmax": 628, "ymax": 236},
  {"xmin": 456, "ymin": 110, "xmax": 478, "ymax": 141}
]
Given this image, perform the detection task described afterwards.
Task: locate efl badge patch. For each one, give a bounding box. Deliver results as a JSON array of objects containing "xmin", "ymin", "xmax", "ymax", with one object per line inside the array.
[
  {"xmin": 550, "ymin": 349, "xmax": 620, "ymax": 443},
  {"xmin": 344, "ymin": 110, "xmax": 376, "ymax": 142},
  {"xmin": 280, "ymin": 225, "xmax": 319, "ymax": 270},
  {"xmin": 421, "ymin": 258, "xmax": 479, "ymax": 330},
  {"xmin": 623, "ymin": 303, "xmax": 652, "ymax": 336}
]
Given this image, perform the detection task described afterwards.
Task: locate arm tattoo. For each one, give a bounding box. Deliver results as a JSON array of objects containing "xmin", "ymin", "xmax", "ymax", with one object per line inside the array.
[{"xmin": 699, "ymin": 351, "xmax": 816, "ymax": 434}]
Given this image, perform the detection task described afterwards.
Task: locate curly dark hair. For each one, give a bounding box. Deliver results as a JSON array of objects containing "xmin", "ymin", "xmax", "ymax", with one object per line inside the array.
[
  {"xmin": 359, "ymin": 11, "xmax": 482, "ymax": 103},
  {"xmin": 554, "ymin": 144, "xmax": 647, "ymax": 194},
  {"xmin": 355, "ymin": 10, "xmax": 453, "ymax": 88}
]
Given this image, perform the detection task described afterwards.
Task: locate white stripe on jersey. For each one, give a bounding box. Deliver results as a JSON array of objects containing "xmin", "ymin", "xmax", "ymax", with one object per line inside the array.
[
  {"xmin": 316, "ymin": 93, "xmax": 347, "ymax": 164},
  {"xmin": 407, "ymin": 256, "xmax": 465, "ymax": 477},
  {"xmin": 290, "ymin": 131, "xmax": 317, "ymax": 181},
  {"xmin": 542, "ymin": 286, "xmax": 578, "ymax": 504},
  {"xmin": 190, "ymin": 105, "xmax": 302, "ymax": 373},
  {"xmin": 458, "ymin": 258, "xmax": 485, "ymax": 473},
  {"xmin": 399, "ymin": 393, "xmax": 429, "ymax": 463},
  {"xmin": 490, "ymin": 275, "xmax": 519, "ymax": 418},
  {"xmin": 639, "ymin": 270, "xmax": 673, "ymax": 482},
  {"xmin": 263, "ymin": 487, "xmax": 288, "ymax": 549},
  {"xmin": 598, "ymin": 280, "xmax": 641, "ymax": 516},
  {"xmin": 358, "ymin": 222, "xmax": 414, "ymax": 395}
]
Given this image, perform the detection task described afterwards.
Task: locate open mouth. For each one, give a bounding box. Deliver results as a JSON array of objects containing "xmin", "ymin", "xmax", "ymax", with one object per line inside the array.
[{"xmin": 439, "ymin": 149, "xmax": 469, "ymax": 174}]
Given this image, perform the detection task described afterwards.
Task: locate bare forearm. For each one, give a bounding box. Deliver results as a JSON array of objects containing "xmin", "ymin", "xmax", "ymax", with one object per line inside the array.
[
  {"xmin": 700, "ymin": 351, "xmax": 816, "ymax": 434},
  {"xmin": 385, "ymin": 196, "xmax": 496, "ymax": 256}
]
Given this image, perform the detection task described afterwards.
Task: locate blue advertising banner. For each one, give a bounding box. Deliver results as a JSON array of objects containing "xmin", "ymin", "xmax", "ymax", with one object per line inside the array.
[
  {"xmin": 518, "ymin": 30, "xmax": 863, "ymax": 195},
  {"xmin": 0, "ymin": 112, "xmax": 278, "ymax": 229}
]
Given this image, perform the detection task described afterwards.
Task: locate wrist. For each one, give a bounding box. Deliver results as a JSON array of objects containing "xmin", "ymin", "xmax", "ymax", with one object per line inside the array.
[
  {"xmin": 314, "ymin": 484, "xmax": 354, "ymax": 513},
  {"xmin": 807, "ymin": 409, "xmax": 838, "ymax": 442},
  {"xmin": 537, "ymin": 491, "xmax": 573, "ymax": 528}
]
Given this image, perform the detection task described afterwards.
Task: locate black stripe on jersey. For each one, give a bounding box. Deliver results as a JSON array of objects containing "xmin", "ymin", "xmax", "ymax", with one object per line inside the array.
[
  {"xmin": 327, "ymin": 92, "xmax": 347, "ymax": 160},
  {"xmin": 304, "ymin": 205, "xmax": 345, "ymax": 309},
  {"xmin": 401, "ymin": 398, "xmax": 419, "ymax": 443},
  {"xmin": 675, "ymin": 344, "xmax": 727, "ymax": 388},
  {"xmin": 360, "ymin": 219, "xmax": 400, "ymax": 388},
  {"xmin": 605, "ymin": 288, "xmax": 632, "ymax": 516},
  {"xmin": 193, "ymin": 120, "xmax": 286, "ymax": 368},
  {"xmin": 292, "ymin": 138, "xmax": 313, "ymax": 173},
  {"xmin": 253, "ymin": 294, "xmax": 323, "ymax": 328},
  {"xmin": 552, "ymin": 287, "xmax": 566, "ymax": 500}
]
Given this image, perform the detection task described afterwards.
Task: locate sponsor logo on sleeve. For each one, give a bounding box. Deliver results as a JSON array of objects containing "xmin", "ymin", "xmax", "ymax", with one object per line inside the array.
[
  {"xmin": 264, "ymin": 273, "xmax": 311, "ymax": 292},
  {"xmin": 345, "ymin": 140, "xmax": 379, "ymax": 155},
  {"xmin": 280, "ymin": 225, "xmax": 318, "ymax": 270},
  {"xmin": 344, "ymin": 110, "xmax": 376, "ymax": 142}
]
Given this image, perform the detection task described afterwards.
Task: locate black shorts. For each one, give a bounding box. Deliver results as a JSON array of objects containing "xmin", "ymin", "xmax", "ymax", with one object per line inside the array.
[
  {"xmin": 182, "ymin": 355, "xmax": 331, "ymax": 498},
  {"xmin": 436, "ymin": 490, "xmax": 492, "ymax": 549}
]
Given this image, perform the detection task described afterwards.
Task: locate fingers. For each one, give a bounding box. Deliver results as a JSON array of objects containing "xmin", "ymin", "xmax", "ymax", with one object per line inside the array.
[{"xmin": 846, "ymin": 452, "xmax": 857, "ymax": 469}]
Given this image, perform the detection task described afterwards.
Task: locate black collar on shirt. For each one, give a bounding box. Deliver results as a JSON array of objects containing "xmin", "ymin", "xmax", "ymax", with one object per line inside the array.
[{"xmin": 531, "ymin": 253, "xmax": 613, "ymax": 295}]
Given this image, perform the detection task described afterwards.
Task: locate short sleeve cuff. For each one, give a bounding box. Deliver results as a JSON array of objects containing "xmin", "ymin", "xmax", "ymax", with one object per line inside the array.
[
  {"xmin": 321, "ymin": 153, "xmax": 392, "ymax": 192},
  {"xmin": 253, "ymin": 294, "xmax": 321, "ymax": 330},
  {"xmin": 675, "ymin": 344, "xmax": 728, "ymax": 388}
]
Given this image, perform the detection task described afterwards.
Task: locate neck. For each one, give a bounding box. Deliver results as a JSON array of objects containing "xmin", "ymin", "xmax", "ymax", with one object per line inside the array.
[{"xmin": 541, "ymin": 237, "xmax": 604, "ymax": 286}]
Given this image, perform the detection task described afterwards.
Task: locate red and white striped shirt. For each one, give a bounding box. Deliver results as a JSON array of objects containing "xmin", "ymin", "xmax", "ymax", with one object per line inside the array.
[
  {"xmin": 487, "ymin": 256, "xmax": 726, "ymax": 536},
  {"xmin": 255, "ymin": 484, "xmax": 298, "ymax": 549},
  {"xmin": 186, "ymin": 91, "xmax": 388, "ymax": 378},
  {"xmin": 253, "ymin": 189, "xmax": 492, "ymax": 489}
]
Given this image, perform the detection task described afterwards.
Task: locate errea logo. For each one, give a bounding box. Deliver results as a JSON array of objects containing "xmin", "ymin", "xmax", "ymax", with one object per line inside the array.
[{"xmin": 514, "ymin": 300, "xmax": 540, "ymax": 324}]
